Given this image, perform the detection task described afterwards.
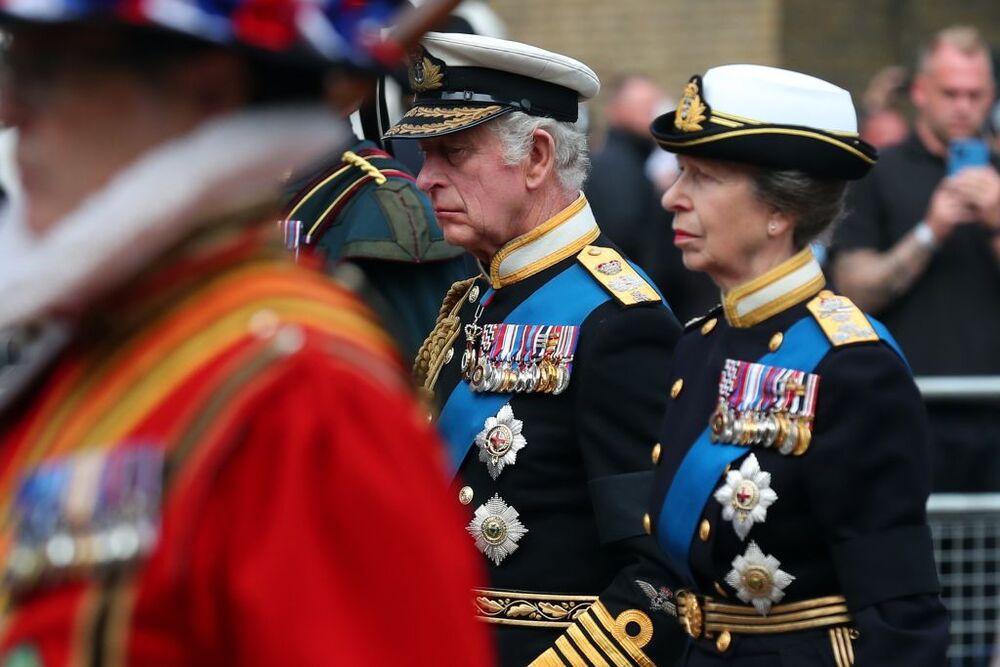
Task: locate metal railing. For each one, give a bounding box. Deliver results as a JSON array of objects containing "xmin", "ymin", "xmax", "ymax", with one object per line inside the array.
[
  {"xmin": 916, "ymin": 376, "xmax": 1000, "ymax": 402},
  {"xmin": 919, "ymin": 376, "xmax": 1000, "ymax": 666},
  {"xmin": 928, "ymin": 494, "xmax": 1000, "ymax": 666}
]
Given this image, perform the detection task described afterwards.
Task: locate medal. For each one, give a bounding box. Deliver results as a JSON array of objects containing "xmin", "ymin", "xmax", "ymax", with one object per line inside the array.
[
  {"xmin": 467, "ymin": 494, "xmax": 529, "ymax": 566},
  {"xmin": 713, "ymin": 453, "xmax": 778, "ymax": 540},
  {"xmin": 711, "ymin": 359, "xmax": 820, "ymax": 455},
  {"xmin": 724, "ymin": 541, "xmax": 795, "ymax": 616},
  {"xmin": 475, "ymin": 404, "xmax": 528, "ymax": 479}
]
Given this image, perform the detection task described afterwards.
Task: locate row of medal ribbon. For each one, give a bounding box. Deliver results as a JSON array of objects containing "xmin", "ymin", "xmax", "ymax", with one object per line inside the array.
[
  {"xmin": 462, "ymin": 323, "xmax": 580, "ymax": 395},
  {"xmin": 6, "ymin": 445, "xmax": 163, "ymax": 591},
  {"xmin": 709, "ymin": 358, "xmax": 821, "ymax": 456}
]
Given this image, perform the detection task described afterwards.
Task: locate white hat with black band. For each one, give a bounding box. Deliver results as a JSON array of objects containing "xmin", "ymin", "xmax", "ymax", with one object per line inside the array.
[{"xmin": 650, "ymin": 64, "xmax": 877, "ymax": 180}]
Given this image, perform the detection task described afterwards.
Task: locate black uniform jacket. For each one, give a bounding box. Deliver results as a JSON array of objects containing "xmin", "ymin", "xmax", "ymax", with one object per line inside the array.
[
  {"xmin": 415, "ymin": 196, "xmax": 685, "ymax": 666},
  {"xmin": 647, "ymin": 248, "xmax": 949, "ymax": 666}
]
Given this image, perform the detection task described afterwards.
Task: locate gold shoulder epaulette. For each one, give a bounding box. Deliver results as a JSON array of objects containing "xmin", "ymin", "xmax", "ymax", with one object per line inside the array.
[
  {"xmin": 576, "ymin": 246, "xmax": 660, "ymax": 307},
  {"xmin": 341, "ymin": 150, "xmax": 387, "ymax": 186},
  {"xmin": 806, "ymin": 290, "xmax": 879, "ymax": 347}
]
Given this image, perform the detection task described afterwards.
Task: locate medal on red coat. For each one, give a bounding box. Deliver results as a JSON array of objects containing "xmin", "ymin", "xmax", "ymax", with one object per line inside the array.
[{"xmin": 6, "ymin": 444, "xmax": 163, "ymax": 593}]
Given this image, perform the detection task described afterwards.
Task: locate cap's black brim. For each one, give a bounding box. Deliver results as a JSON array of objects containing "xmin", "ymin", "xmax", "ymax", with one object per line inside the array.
[{"xmin": 651, "ymin": 112, "xmax": 877, "ymax": 180}]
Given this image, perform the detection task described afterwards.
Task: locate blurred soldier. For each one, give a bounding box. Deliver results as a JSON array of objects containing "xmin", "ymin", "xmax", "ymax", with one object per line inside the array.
[
  {"xmin": 388, "ymin": 32, "xmax": 684, "ymax": 666},
  {"xmin": 283, "ymin": 128, "xmax": 469, "ymax": 360},
  {"xmin": 0, "ymin": 4, "xmax": 493, "ymax": 666}
]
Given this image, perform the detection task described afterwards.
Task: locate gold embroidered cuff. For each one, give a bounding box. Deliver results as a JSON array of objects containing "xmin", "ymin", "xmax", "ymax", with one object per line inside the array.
[{"xmin": 474, "ymin": 589, "xmax": 597, "ymax": 628}]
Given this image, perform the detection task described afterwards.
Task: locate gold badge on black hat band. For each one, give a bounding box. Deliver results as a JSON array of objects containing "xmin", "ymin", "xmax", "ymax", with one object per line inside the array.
[
  {"xmin": 408, "ymin": 49, "xmax": 444, "ymax": 93},
  {"xmin": 675, "ymin": 76, "xmax": 708, "ymax": 132}
]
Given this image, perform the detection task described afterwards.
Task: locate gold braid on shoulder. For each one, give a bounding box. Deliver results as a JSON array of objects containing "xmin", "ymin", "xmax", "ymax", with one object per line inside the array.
[
  {"xmin": 341, "ymin": 150, "xmax": 387, "ymax": 186},
  {"xmin": 413, "ymin": 277, "xmax": 478, "ymax": 394}
]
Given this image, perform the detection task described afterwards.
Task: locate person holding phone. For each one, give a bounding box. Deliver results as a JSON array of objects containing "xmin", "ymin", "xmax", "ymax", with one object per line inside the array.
[{"xmin": 831, "ymin": 25, "xmax": 1000, "ymax": 492}]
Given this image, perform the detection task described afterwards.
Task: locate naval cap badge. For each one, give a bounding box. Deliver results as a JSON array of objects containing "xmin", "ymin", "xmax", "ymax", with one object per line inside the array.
[
  {"xmin": 674, "ymin": 76, "xmax": 707, "ymax": 132},
  {"xmin": 475, "ymin": 404, "xmax": 527, "ymax": 480},
  {"xmin": 713, "ymin": 453, "xmax": 778, "ymax": 540},
  {"xmin": 408, "ymin": 48, "xmax": 444, "ymax": 93},
  {"xmin": 467, "ymin": 494, "xmax": 528, "ymax": 566}
]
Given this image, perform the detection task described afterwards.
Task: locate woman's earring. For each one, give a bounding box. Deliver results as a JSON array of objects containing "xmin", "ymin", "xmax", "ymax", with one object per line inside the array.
[{"xmin": 768, "ymin": 222, "xmax": 778, "ymax": 234}]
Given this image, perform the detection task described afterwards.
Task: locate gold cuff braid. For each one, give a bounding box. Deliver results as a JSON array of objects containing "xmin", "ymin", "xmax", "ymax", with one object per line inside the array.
[{"xmin": 412, "ymin": 277, "xmax": 478, "ymax": 392}]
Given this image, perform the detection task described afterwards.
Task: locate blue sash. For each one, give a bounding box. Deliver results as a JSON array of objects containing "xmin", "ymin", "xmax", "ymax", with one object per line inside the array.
[
  {"xmin": 438, "ymin": 264, "xmax": 614, "ymax": 476},
  {"xmin": 656, "ymin": 314, "xmax": 903, "ymax": 582}
]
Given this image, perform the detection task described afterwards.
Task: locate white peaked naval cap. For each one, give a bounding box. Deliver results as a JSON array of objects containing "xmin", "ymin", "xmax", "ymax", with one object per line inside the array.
[
  {"xmin": 651, "ymin": 64, "xmax": 877, "ymax": 179},
  {"xmin": 385, "ymin": 32, "xmax": 599, "ymax": 140}
]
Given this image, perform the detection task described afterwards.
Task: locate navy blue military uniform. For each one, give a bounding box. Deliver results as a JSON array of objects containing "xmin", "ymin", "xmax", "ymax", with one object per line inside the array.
[
  {"xmin": 646, "ymin": 249, "xmax": 949, "ymax": 665},
  {"xmin": 415, "ymin": 196, "xmax": 685, "ymax": 666}
]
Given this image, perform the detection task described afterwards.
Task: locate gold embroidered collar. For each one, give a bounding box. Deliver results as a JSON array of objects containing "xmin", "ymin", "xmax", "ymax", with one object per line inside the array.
[
  {"xmin": 722, "ymin": 247, "xmax": 825, "ymax": 328},
  {"xmin": 488, "ymin": 194, "xmax": 599, "ymax": 288}
]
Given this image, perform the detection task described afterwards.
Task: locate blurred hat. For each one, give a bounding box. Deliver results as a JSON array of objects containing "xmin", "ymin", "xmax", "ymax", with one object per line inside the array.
[
  {"xmin": 383, "ymin": 31, "xmax": 599, "ymax": 140},
  {"xmin": 650, "ymin": 64, "xmax": 877, "ymax": 179},
  {"xmin": 0, "ymin": 0, "xmax": 403, "ymax": 70}
]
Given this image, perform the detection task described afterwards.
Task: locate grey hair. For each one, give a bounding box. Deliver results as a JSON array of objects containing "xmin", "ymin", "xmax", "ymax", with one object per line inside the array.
[
  {"xmin": 748, "ymin": 169, "xmax": 848, "ymax": 248},
  {"xmin": 487, "ymin": 111, "xmax": 590, "ymax": 193}
]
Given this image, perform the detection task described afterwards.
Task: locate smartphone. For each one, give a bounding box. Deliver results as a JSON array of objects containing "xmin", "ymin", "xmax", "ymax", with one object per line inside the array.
[{"xmin": 947, "ymin": 138, "xmax": 990, "ymax": 176}]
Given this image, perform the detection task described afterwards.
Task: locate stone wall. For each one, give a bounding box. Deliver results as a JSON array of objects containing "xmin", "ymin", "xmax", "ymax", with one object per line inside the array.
[{"xmin": 491, "ymin": 0, "xmax": 1000, "ymax": 126}]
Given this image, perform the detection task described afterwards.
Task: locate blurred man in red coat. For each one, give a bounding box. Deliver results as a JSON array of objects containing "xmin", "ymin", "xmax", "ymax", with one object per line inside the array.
[{"xmin": 0, "ymin": 3, "xmax": 492, "ymax": 666}]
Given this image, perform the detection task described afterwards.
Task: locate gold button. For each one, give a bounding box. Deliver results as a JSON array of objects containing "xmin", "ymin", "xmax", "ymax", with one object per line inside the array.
[
  {"xmin": 768, "ymin": 332, "xmax": 784, "ymax": 352},
  {"xmin": 587, "ymin": 247, "xmax": 602, "ymax": 256},
  {"xmin": 698, "ymin": 519, "xmax": 711, "ymax": 541},
  {"xmin": 670, "ymin": 378, "xmax": 684, "ymax": 399},
  {"xmin": 444, "ymin": 347, "xmax": 455, "ymax": 364},
  {"xmin": 701, "ymin": 317, "xmax": 717, "ymax": 335},
  {"xmin": 458, "ymin": 486, "xmax": 474, "ymax": 505},
  {"xmin": 468, "ymin": 285, "xmax": 480, "ymax": 303},
  {"xmin": 715, "ymin": 630, "xmax": 732, "ymax": 652},
  {"xmin": 643, "ymin": 513, "xmax": 652, "ymax": 535},
  {"xmin": 651, "ymin": 442, "xmax": 662, "ymax": 465},
  {"xmin": 714, "ymin": 582, "xmax": 729, "ymax": 598}
]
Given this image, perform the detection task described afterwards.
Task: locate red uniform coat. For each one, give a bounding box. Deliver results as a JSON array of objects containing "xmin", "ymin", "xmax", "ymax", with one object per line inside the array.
[{"xmin": 0, "ymin": 216, "xmax": 492, "ymax": 667}]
